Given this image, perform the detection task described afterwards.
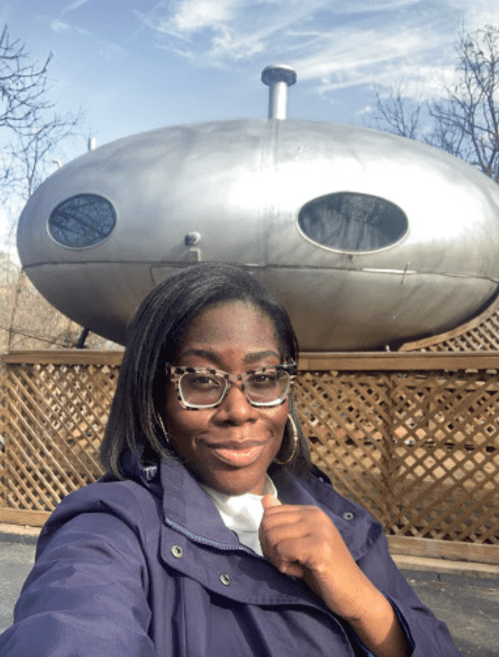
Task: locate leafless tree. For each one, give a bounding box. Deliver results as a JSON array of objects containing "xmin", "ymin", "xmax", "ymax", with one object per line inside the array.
[
  {"xmin": 6, "ymin": 110, "xmax": 82, "ymax": 201},
  {"xmin": 369, "ymin": 25, "xmax": 499, "ymax": 182},
  {"xmin": 0, "ymin": 24, "xmax": 52, "ymax": 136},
  {"xmin": 1, "ymin": 24, "xmax": 84, "ymax": 220},
  {"xmin": 0, "ymin": 257, "xmax": 112, "ymax": 350},
  {"xmin": 371, "ymin": 85, "xmax": 422, "ymax": 141},
  {"xmin": 0, "ymin": 25, "xmax": 111, "ymax": 350}
]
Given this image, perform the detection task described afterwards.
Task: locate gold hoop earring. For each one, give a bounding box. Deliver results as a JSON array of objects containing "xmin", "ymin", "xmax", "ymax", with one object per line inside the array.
[
  {"xmin": 156, "ymin": 413, "xmax": 172, "ymax": 449},
  {"xmin": 274, "ymin": 414, "xmax": 299, "ymax": 466}
]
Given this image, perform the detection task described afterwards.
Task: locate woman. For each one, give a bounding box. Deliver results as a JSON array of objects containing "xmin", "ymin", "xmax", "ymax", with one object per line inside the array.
[{"xmin": 0, "ymin": 263, "xmax": 462, "ymax": 657}]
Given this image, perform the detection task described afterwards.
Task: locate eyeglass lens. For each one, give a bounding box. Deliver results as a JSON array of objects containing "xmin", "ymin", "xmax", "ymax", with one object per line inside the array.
[{"xmin": 180, "ymin": 369, "xmax": 289, "ymax": 406}]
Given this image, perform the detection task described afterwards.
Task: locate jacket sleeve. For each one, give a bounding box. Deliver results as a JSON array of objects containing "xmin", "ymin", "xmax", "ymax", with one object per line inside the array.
[
  {"xmin": 357, "ymin": 530, "xmax": 464, "ymax": 657},
  {"xmin": 0, "ymin": 485, "xmax": 156, "ymax": 657}
]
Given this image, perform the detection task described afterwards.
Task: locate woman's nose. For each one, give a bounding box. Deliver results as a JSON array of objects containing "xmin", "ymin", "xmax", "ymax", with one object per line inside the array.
[{"xmin": 214, "ymin": 383, "xmax": 258, "ymax": 423}]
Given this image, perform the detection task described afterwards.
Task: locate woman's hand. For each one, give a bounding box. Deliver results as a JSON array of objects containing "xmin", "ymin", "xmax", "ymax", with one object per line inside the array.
[
  {"xmin": 259, "ymin": 495, "xmax": 408, "ymax": 657},
  {"xmin": 259, "ymin": 494, "xmax": 376, "ymax": 620}
]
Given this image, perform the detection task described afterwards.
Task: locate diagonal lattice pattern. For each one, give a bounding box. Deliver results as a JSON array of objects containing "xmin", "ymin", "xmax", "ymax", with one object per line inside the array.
[
  {"xmin": 0, "ymin": 360, "xmax": 117, "ymax": 511},
  {"xmin": 294, "ymin": 371, "xmax": 394, "ymax": 525},
  {"xmin": 1, "ymin": 352, "xmax": 498, "ymax": 545},
  {"xmin": 294, "ymin": 368, "xmax": 499, "ymax": 544}
]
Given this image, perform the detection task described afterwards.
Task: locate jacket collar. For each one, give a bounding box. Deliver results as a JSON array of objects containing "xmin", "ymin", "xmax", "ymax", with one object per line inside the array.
[
  {"xmin": 114, "ymin": 449, "xmax": 381, "ymax": 615},
  {"xmin": 155, "ymin": 457, "xmax": 381, "ymax": 562},
  {"xmin": 160, "ymin": 458, "xmax": 243, "ymax": 550},
  {"xmin": 120, "ymin": 447, "xmax": 381, "ymax": 561}
]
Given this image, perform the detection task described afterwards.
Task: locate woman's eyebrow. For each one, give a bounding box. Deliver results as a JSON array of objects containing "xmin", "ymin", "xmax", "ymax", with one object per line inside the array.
[
  {"xmin": 244, "ymin": 350, "xmax": 280, "ymax": 363},
  {"xmin": 178, "ymin": 348, "xmax": 280, "ymax": 365},
  {"xmin": 178, "ymin": 348, "xmax": 220, "ymax": 363}
]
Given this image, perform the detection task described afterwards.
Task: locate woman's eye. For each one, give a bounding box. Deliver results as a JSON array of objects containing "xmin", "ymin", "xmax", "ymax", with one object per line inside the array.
[
  {"xmin": 250, "ymin": 371, "xmax": 278, "ymax": 388},
  {"xmin": 186, "ymin": 375, "xmax": 221, "ymax": 390}
]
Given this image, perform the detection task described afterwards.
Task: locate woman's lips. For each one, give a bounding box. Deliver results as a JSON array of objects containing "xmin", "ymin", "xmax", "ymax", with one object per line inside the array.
[{"xmin": 204, "ymin": 442, "xmax": 266, "ymax": 467}]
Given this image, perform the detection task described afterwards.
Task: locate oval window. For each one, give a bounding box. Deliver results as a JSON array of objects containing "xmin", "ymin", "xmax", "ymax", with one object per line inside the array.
[
  {"xmin": 298, "ymin": 192, "xmax": 408, "ymax": 252},
  {"xmin": 49, "ymin": 194, "xmax": 116, "ymax": 248}
]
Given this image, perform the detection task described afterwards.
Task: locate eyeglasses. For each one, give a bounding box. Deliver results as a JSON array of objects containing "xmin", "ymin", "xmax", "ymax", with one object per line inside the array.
[{"xmin": 166, "ymin": 361, "xmax": 296, "ymax": 409}]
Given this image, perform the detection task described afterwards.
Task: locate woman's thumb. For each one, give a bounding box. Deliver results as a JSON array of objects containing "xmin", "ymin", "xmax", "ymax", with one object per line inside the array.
[{"xmin": 262, "ymin": 494, "xmax": 281, "ymax": 509}]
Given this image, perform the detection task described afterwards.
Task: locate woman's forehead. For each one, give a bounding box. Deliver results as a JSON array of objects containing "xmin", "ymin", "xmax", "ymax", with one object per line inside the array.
[{"xmin": 179, "ymin": 301, "xmax": 280, "ymax": 356}]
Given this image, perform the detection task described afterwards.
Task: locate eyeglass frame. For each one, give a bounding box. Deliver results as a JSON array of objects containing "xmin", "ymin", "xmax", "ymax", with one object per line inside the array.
[{"xmin": 165, "ymin": 361, "xmax": 297, "ymax": 410}]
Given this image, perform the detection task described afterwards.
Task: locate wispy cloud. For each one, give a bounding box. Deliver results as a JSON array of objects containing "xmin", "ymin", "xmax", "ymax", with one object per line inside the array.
[
  {"xmin": 51, "ymin": 4, "xmax": 124, "ymax": 59},
  {"xmin": 290, "ymin": 20, "xmax": 458, "ymax": 101},
  {"xmin": 50, "ymin": 18, "xmax": 92, "ymax": 37},
  {"xmin": 51, "ymin": 19, "xmax": 71, "ymax": 33},
  {"xmin": 61, "ymin": 0, "xmax": 91, "ymax": 15},
  {"xmin": 168, "ymin": 0, "xmax": 239, "ymax": 34},
  {"xmin": 98, "ymin": 41, "xmax": 126, "ymax": 62},
  {"xmin": 135, "ymin": 0, "xmax": 497, "ymax": 96},
  {"xmin": 447, "ymin": 0, "xmax": 499, "ymax": 30}
]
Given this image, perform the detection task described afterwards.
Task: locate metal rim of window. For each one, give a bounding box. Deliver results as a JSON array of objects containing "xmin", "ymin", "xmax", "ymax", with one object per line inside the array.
[
  {"xmin": 48, "ymin": 193, "xmax": 117, "ymax": 249},
  {"xmin": 297, "ymin": 191, "xmax": 408, "ymax": 253}
]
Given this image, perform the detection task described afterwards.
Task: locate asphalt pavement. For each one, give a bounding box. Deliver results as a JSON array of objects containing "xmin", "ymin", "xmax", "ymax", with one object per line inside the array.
[
  {"xmin": 401, "ymin": 569, "xmax": 499, "ymax": 656},
  {"xmin": 0, "ymin": 537, "xmax": 498, "ymax": 655},
  {"xmin": 0, "ymin": 541, "xmax": 36, "ymax": 636}
]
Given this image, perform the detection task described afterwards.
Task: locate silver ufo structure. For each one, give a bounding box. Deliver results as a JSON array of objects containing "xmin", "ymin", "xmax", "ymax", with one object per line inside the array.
[{"xmin": 17, "ymin": 65, "xmax": 499, "ymax": 350}]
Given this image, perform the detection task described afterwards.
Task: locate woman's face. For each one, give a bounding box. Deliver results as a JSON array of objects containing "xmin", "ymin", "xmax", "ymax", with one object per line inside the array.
[{"xmin": 164, "ymin": 301, "xmax": 289, "ymax": 495}]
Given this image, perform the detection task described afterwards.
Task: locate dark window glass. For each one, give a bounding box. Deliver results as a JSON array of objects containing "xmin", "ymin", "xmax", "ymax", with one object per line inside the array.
[
  {"xmin": 49, "ymin": 194, "xmax": 116, "ymax": 248},
  {"xmin": 298, "ymin": 192, "xmax": 408, "ymax": 252}
]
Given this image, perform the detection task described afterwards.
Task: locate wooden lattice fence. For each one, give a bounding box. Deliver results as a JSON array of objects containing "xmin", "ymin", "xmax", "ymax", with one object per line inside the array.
[
  {"xmin": 0, "ymin": 352, "xmax": 120, "ymax": 525},
  {"xmin": 297, "ymin": 353, "xmax": 499, "ymax": 558},
  {"xmin": 1, "ymin": 350, "xmax": 498, "ymax": 563}
]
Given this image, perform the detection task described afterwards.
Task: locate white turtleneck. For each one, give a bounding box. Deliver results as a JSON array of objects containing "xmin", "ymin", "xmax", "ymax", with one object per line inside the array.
[{"xmin": 200, "ymin": 476, "xmax": 278, "ymax": 556}]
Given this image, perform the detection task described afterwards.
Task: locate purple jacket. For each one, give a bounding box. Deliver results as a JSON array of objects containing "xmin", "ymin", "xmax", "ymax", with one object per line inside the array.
[{"xmin": 0, "ymin": 454, "xmax": 462, "ymax": 656}]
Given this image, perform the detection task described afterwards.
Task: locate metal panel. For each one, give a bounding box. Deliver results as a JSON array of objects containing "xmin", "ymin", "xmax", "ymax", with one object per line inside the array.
[{"xmin": 17, "ymin": 117, "xmax": 499, "ymax": 350}]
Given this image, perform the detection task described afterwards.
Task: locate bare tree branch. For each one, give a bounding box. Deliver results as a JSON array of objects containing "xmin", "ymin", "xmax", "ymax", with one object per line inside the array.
[
  {"xmin": 6, "ymin": 109, "xmax": 83, "ymax": 199},
  {"xmin": 0, "ymin": 23, "xmax": 84, "ymax": 220},
  {"xmin": 371, "ymin": 85, "xmax": 422, "ymax": 140},
  {"xmin": 0, "ymin": 24, "xmax": 94, "ymax": 351},
  {"xmin": 0, "ymin": 25, "xmax": 53, "ymax": 134},
  {"xmin": 368, "ymin": 25, "xmax": 499, "ymax": 182}
]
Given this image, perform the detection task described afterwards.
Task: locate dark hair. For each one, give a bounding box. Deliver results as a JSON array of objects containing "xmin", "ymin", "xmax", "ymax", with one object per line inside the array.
[{"xmin": 100, "ymin": 262, "xmax": 311, "ymax": 478}]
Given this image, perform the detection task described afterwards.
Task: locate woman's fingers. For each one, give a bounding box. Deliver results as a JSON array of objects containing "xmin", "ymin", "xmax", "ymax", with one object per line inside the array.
[
  {"xmin": 259, "ymin": 502, "xmax": 378, "ymax": 621},
  {"xmin": 259, "ymin": 505, "xmax": 336, "ymax": 569},
  {"xmin": 258, "ymin": 501, "xmax": 408, "ymax": 654},
  {"xmin": 261, "ymin": 493, "xmax": 281, "ymax": 509}
]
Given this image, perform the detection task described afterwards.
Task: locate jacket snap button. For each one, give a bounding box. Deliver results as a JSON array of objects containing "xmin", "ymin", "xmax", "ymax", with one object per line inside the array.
[
  {"xmin": 343, "ymin": 511, "xmax": 354, "ymax": 521},
  {"xmin": 171, "ymin": 545, "xmax": 183, "ymax": 558},
  {"xmin": 220, "ymin": 573, "xmax": 231, "ymax": 586}
]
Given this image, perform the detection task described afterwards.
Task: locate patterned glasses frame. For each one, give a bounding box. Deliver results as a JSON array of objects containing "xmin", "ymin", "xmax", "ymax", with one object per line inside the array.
[{"xmin": 166, "ymin": 361, "xmax": 297, "ymax": 410}]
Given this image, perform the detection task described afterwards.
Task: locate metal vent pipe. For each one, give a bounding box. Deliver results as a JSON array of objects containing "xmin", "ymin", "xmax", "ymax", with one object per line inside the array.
[{"xmin": 261, "ymin": 64, "xmax": 297, "ymax": 119}]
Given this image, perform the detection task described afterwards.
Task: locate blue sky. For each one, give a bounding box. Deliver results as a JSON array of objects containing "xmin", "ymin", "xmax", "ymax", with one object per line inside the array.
[{"xmin": 1, "ymin": 0, "xmax": 499, "ymax": 243}]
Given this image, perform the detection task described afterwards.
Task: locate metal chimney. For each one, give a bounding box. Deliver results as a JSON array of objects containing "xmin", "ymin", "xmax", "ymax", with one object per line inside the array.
[{"xmin": 261, "ymin": 64, "xmax": 297, "ymax": 120}]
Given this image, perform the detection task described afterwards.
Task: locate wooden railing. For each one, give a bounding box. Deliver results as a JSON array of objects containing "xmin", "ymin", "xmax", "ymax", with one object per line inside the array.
[{"xmin": 1, "ymin": 350, "xmax": 498, "ymax": 564}]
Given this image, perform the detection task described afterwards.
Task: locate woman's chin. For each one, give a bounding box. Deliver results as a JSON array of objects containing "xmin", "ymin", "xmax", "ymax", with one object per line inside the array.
[{"xmin": 198, "ymin": 465, "xmax": 268, "ymax": 496}]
